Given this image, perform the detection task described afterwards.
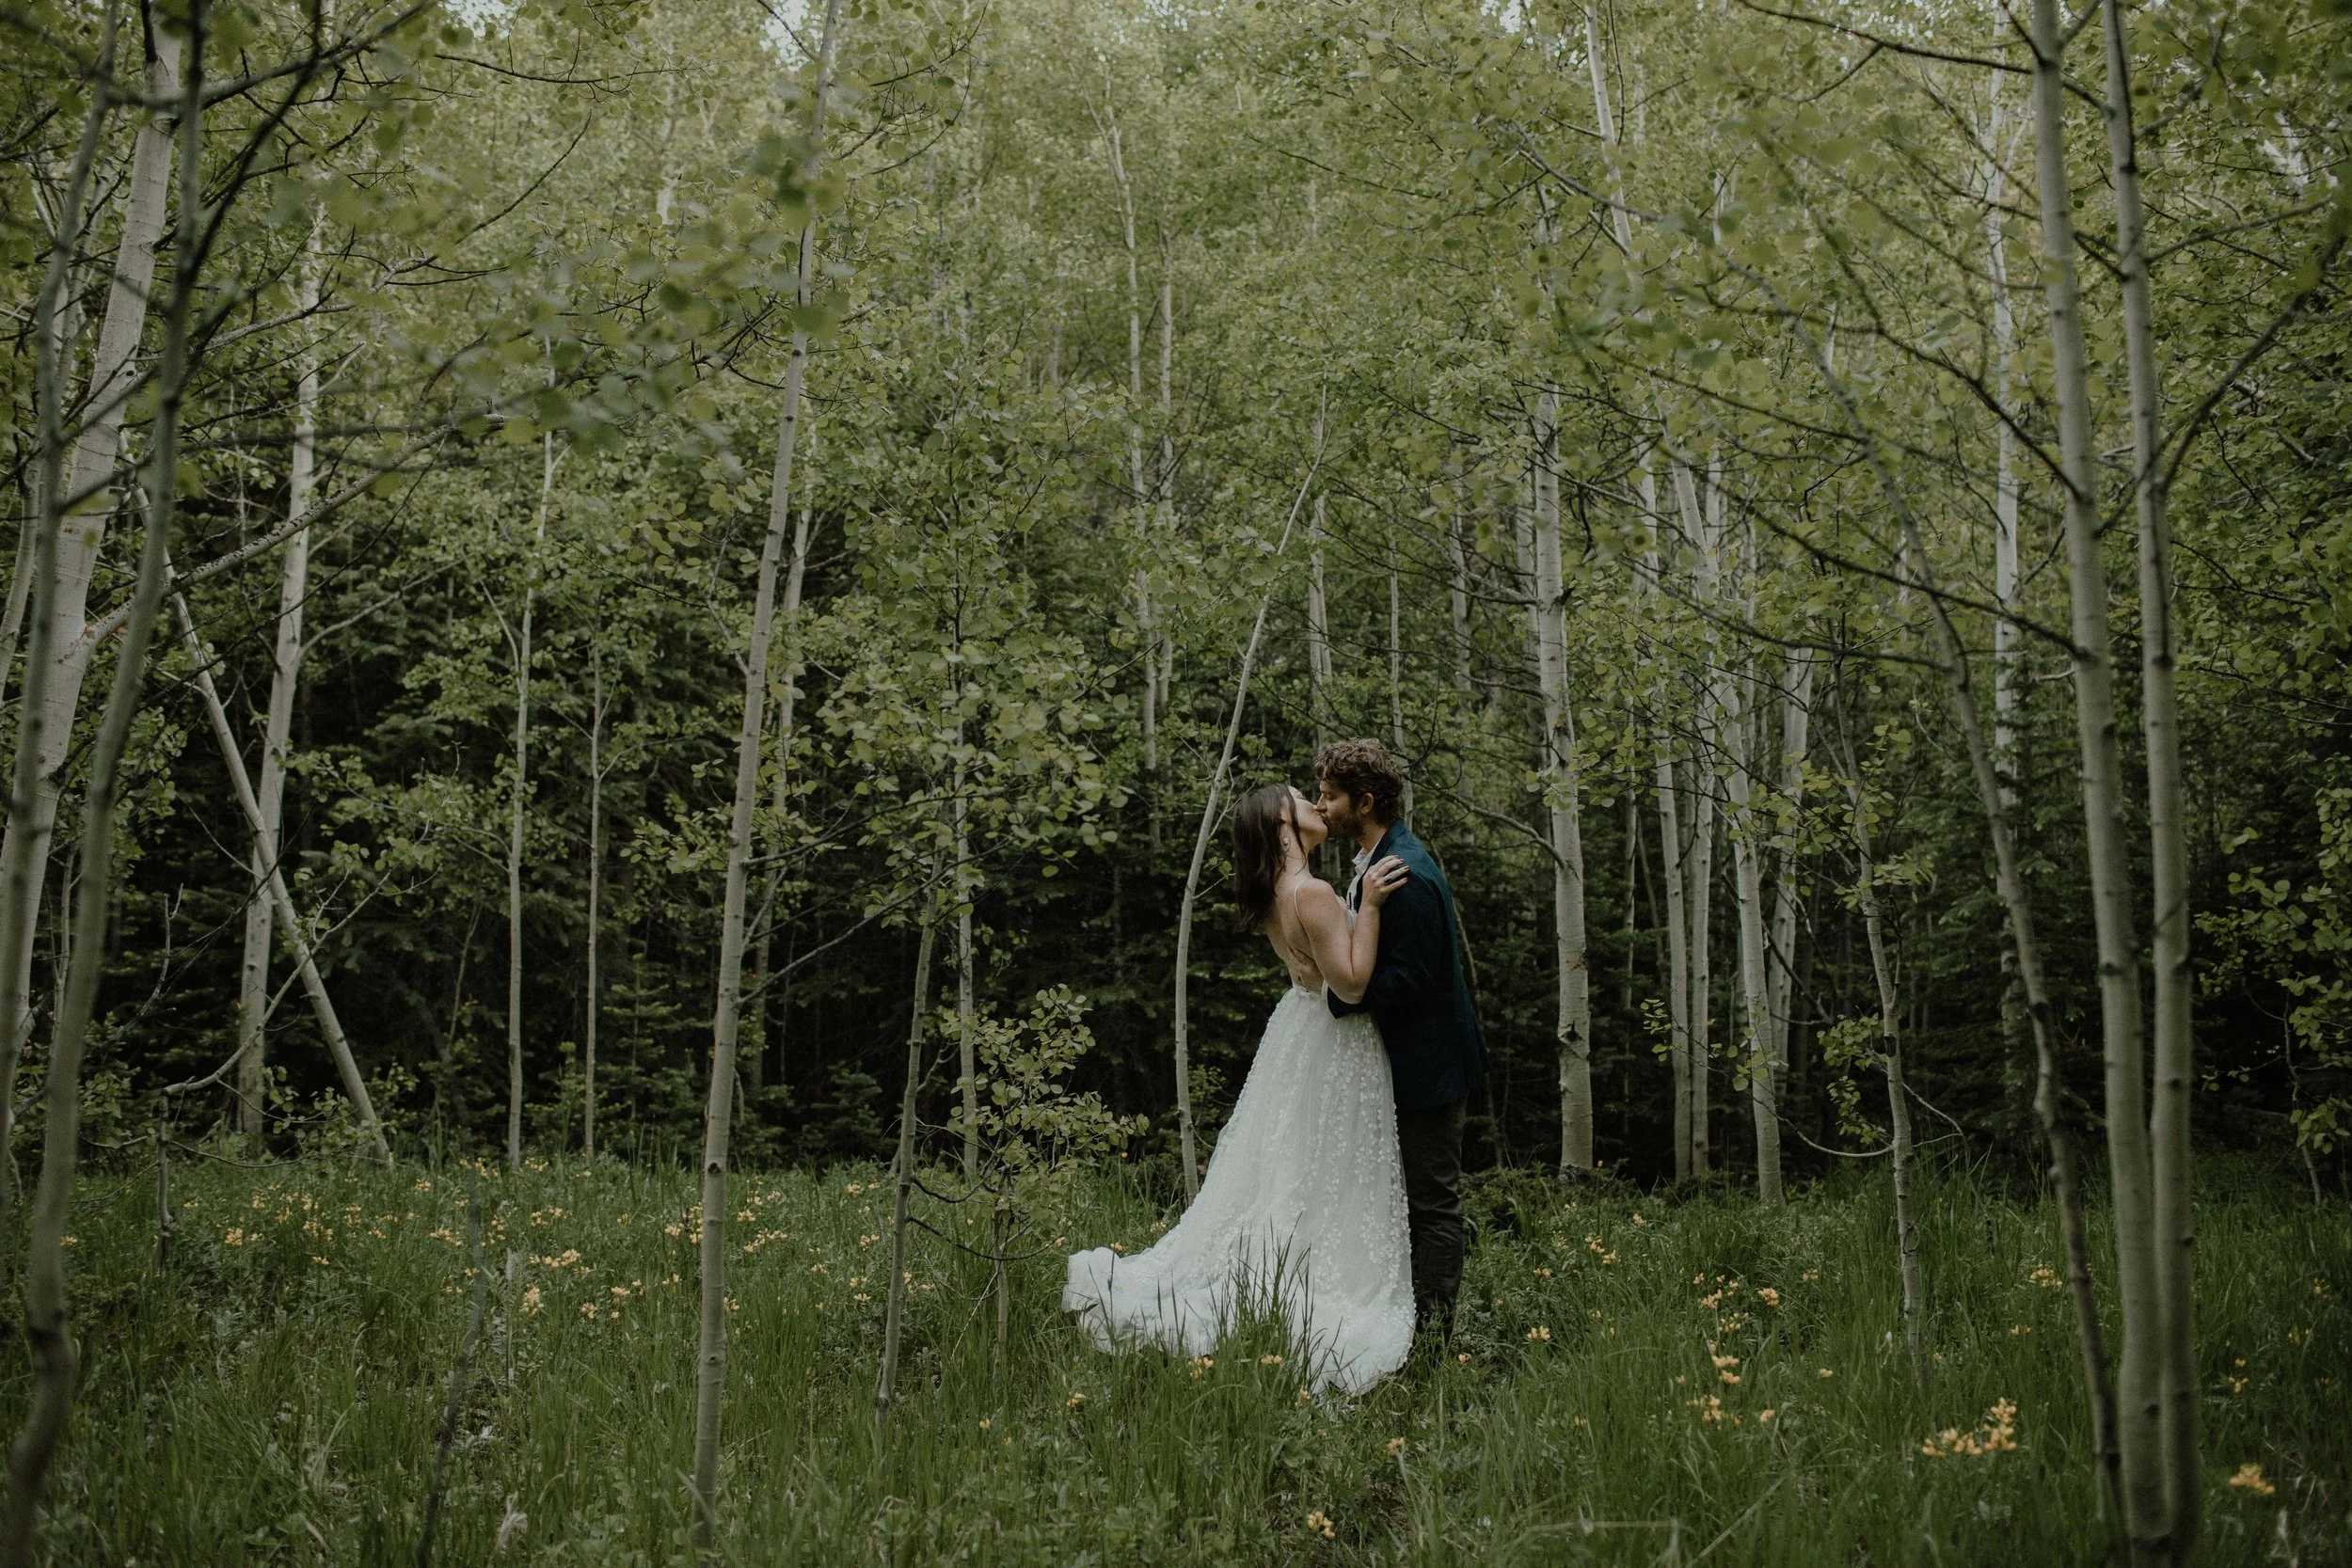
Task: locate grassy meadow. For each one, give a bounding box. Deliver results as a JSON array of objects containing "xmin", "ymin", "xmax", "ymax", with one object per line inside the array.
[{"xmin": 22, "ymin": 1149, "xmax": 2347, "ymax": 1565}]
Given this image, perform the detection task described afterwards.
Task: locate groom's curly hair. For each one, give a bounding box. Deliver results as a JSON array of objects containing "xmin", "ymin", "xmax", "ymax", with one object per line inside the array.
[{"xmin": 1313, "ymin": 738, "xmax": 1405, "ymax": 821}]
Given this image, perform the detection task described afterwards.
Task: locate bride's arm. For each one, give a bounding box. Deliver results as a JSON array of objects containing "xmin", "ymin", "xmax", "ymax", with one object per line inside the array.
[{"xmin": 1294, "ymin": 860, "xmax": 1408, "ymax": 1004}]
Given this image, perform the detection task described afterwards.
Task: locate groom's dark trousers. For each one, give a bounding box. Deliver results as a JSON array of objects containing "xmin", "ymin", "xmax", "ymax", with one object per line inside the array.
[{"xmin": 1330, "ymin": 821, "xmax": 1487, "ymax": 1332}]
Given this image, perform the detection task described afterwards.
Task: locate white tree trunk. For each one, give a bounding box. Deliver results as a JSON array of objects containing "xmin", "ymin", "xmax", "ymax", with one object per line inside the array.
[
  {"xmin": 2099, "ymin": 1, "xmax": 2200, "ymax": 1546},
  {"xmin": 1725, "ymin": 661, "xmax": 1778, "ymax": 1205},
  {"xmin": 174, "ymin": 597, "xmax": 388, "ymax": 1164},
  {"xmin": 4, "ymin": 31, "xmax": 199, "ymax": 1540},
  {"xmin": 749, "ymin": 462, "xmax": 818, "ymax": 1090},
  {"xmin": 955, "ymin": 755, "xmax": 977, "ymax": 1180},
  {"xmin": 504, "ymin": 432, "xmax": 556, "ymax": 1171},
  {"xmin": 1308, "ymin": 492, "xmax": 1332, "ymax": 746},
  {"xmin": 1447, "ymin": 500, "xmax": 1473, "ymax": 695},
  {"xmin": 233, "ymin": 239, "xmax": 319, "ymax": 1137},
  {"xmin": 1525, "ymin": 397, "xmax": 1592, "ymax": 1175},
  {"xmin": 1844, "ymin": 747, "xmax": 1926, "ymax": 1387},
  {"xmin": 1388, "ymin": 536, "xmax": 1412, "ymax": 821},
  {"xmin": 692, "ymin": 0, "xmax": 839, "ymax": 1529},
  {"xmin": 1675, "ymin": 465, "xmax": 1721, "ymax": 1179},
  {"xmin": 0, "ymin": 21, "xmax": 182, "ymax": 1168},
  {"xmin": 1637, "ymin": 462, "xmax": 1695, "ymax": 1182},
  {"xmin": 875, "ymin": 915, "xmax": 937, "ymax": 1426},
  {"xmin": 1765, "ymin": 651, "xmax": 1813, "ymax": 1081},
  {"xmin": 2024, "ymin": 0, "xmax": 2167, "ymax": 1548},
  {"xmin": 584, "ymin": 641, "xmax": 605, "ymax": 1161}
]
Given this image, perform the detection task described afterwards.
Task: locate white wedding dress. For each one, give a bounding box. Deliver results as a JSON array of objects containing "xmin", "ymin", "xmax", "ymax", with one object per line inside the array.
[{"xmin": 1064, "ymin": 983, "xmax": 1415, "ymax": 1393}]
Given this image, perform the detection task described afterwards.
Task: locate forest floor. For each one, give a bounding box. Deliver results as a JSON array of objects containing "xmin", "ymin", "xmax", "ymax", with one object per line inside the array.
[{"xmin": 21, "ymin": 1147, "xmax": 2347, "ymax": 1565}]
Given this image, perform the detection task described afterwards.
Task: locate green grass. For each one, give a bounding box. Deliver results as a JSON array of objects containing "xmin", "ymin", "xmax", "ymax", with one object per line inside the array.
[{"xmin": 21, "ymin": 1148, "xmax": 2348, "ymax": 1564}]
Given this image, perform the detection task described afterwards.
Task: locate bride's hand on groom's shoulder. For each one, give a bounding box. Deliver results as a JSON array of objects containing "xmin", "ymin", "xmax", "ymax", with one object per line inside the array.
[{"xmin": 1361, "ymin": 855, "xmax": 1410, "ymax": 909}]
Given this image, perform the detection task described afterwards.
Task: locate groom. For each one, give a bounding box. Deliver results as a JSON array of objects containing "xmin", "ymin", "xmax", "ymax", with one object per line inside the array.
[{"xmin": 1314, "ymin": 738, "xmax": 1487, "ymax": 1339}]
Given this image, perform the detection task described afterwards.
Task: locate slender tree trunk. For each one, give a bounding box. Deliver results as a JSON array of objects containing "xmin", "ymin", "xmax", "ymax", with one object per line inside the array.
[
  {"xmin": 1657, "ymin": 747, "xmax": 1692, "ymax": 1180},
  {"xmin": 875, "ymin": 915, "xmax": 937, "ymax": 1428},
  {"xmin": 1985, "ymin": 57, "xmax": 2028, "ymax": 1070},
  {"xmin": 503, "ymin": 433, "xmax": 556, "ymax": 1170},
  {"xmin": 1677, "ymin": 468, "xmax": 1720, "ymax": 1179},
  {"xmin": 0, "ymin": 16, "xmax": 182, "ymax": 1195},
  {"xmin": 1158, "ymin": 265, "xmax": 1178, "ymax": 745},
  {"xmin": 1525, "ymin": 398, "xmax": 1592, "ymax": 1175},
  {"xmin": 1388, "ymin": 539, "xmax": 1412, "ymax": 820},
  {"xmin": 1641, "ymin": 467, "xmax": 1695, "ymax": 1184},
  {"xmin": 3, "ymin": 27, "xmax": 196, "ymax": 1553},
  {"xmin": 235, "ymin": 238, "xmax": 320, "ymax": 1138},
  {"xmin": 1765, "ymin": 651, "xmax": 1813, "ymax": 1092},
  {"xmin": 692, "ymin": 0, "xmax": 839, "ymax": 1532},
  {"xmin": 1726, "ymin": 662, "xmax": 1779, "ymax": 1204},
  {"xmin": 750, "ymin": 462, "xmax": 818, "ymax": 1088},
  {"xmin": 2100, "ymin": 4, "xmax": 2199, "ymax": 1548},
  {"xmin": 1786, "ymin": 188, "xmax": 2127, "ymax": 1526},
  {"xmin": 1447, "ymin": 500, "xmax": 1473, "ymax": 695},
  {"xmin": 1308, "ymin": 494, "xmax": 1332, "ymax": 747},
  {"xmin": 584, "ymin": 643, "xmax": 604, "ymax": 1162},
  {"xmin": 0, "ymin": 35, "xmax": 108, "ymax": 1241},
  {"xmin": 174, "ymin": 598, "xmax": 389, "ymax": 1164},
  {"xmin": 955, "ymin": 756, "xmax": 977, "ymax": 1180},
  {"xmin": 2024, "ymin": 0, "xmax": 2167, "ymax": 1548},
  {"xmin": 0, "ymin": 0, "xmax": 108, "ymax": 1284},
  {"xmin": 1105, "ymin": 111, "xmax": 1159, "ymax": 843},
  {"xmin": 1173, "ymin": 447, "xmax": 1321, "ymax": 1201},
  {"xmin": 1842, "ymin": 733, "xmax": 1926, "ymax": 1388}
]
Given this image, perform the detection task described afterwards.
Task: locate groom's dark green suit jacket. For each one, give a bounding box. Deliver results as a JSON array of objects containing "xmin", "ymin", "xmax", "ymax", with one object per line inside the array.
[{"xmin": 1328, "ymin": 821, "xmax": 1487, "ymax": 1113}]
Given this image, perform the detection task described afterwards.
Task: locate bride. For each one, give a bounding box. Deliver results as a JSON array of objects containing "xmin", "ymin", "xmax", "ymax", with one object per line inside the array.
[{"xmin": 1064, "ymin": 783, "xmax": 1416, "ymax": 1393}]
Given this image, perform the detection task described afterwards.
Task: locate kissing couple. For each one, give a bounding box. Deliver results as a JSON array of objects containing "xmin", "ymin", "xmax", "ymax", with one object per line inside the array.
[{"xmin": 1065, "ymin": 738, "xmax": 1489, "ymax": 1392}]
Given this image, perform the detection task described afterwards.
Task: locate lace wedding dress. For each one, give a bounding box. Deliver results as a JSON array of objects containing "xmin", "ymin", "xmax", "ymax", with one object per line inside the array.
[{"xmin": 1064, "ymin": 985, "xmax": 1414, "ymax": 1393}]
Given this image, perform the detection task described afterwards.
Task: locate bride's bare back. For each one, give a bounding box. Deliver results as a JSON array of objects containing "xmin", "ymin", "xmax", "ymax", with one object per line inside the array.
[{"xmin": 1267, "ymin": 860, "xmax": 1407, "ymax": 1004}]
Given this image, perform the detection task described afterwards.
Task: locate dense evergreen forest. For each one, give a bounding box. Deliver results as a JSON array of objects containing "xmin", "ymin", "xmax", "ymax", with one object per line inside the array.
[{"xmin": 2, "ymin": 0, "xmax": 2348, "ymax": 1560}]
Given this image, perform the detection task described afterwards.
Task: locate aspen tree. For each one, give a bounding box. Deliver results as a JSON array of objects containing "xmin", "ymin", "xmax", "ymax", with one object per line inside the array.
[
  {"xmin": 1766, "ymin": 212, "xmax": 2128, "ymax": 1518},
  {"xmin": 0, "ymin": 0, "xmax": 110, "ymax": 1264},
  {"xmin": 2021, "ymin": 0, "xmax": 2168, "ymax": 1545},
  {"xmin": 1764, "ymin": 651, "xmax": 1813, "ymax": 1088},
  {"xmin": 4, "ymin": 16, "xmax": 199, "ymax": 1552},
  {"xmin": 1101, "ymin": 100, "xmax": 1160, "ymax": 817},
  {"xmin": 1388, "ymin": 535, "xmax": 1412, "ymax": 821},
  {"xmin": 0, "ymin": 16, "xmax": 183, "ymax": 1175},
  {"xmin": 1725, "ymin": 654, "xmax": 1778, "ymax": 1205},
  {"xmin": 174, "ymin": 596, "xmax": 389, "ymax": 1164},
  {"xmin": 1836, "ymin": 714, "xmax": 1926, "ymax": 1388},
  {"xmin": 502, "ymin": 430, "xmax": 559, "ymax": 1171},
  {"xmin": 749, "ymin": 447, "xmax": 818, "ymax": 1089},
  {"xmin": 1158, "ymin": 254, "xmax": 1178, "ymax": 739},
  {"xmin": 583, "ymin": 641, "xmax": 605, "ymax": 1160},
  {"xmin": 1585, "ymin": 5, "xmax": 1697, "ymax": 1178},
  {"xmin": 2099, "ymin": 1, "xmax": 2201, "ymax": 1543},
  {"xmin": 692, "ymin": 0, "xmax": 841, "ymax": 1531},
  {"xmin": 955, "ymin": 749, "xmax": 977, "ymax": 1180},
  {"xmin": 1647, "ymin": 570, "xmax": 1694, "ymax": 1180},
  {"xmin": 1446, "ymin": 495, "xmax": 1473, "ymax": 695},
  {"xmin": 875, "ymin": 915, "xmax": 938, "ymax": 1428},
  {"xmin": 1523, "ymin": 391, "xmax": 1593, "ymax": 1175},
  {"xmin": 233, "ymin": 232, "xmax": 321, "ymax": 1137},
  {"xmin": 1307, "ymin": 491, "xmax": 1332, "ymax": 750},
  {"xmin": 1676, "ymin": 465, "xmax": 1722, "ymax": 1178}
]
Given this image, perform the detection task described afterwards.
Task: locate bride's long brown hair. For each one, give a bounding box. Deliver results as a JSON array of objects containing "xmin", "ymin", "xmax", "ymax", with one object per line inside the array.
[{"xmin": 1232, "ymin": 784, "xmax": 1300, "ymax": 930}]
